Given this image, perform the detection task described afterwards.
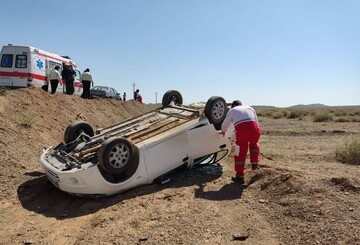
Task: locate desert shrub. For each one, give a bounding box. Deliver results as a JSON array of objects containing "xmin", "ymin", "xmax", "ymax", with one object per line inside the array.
[
  {"xmin": 264, "ymin": 109, "xmax": 276, "ymax": 118},
  {"xmin": 351, "ymin": 117, "xmax": 360, "ymax": 123},
  {"xmin": 287, "ymin": 110, "xmax": 306, "ymax": 119},
  {"xmin": 334, "ymin": 110, "xmax": 347, "ymax": 117},
  {"xmin": 16, "ymin": 112, "xmax": 36, "ymax": 127},
  {"xmin": 0, "ymin": 86, "xmax": 6, "ymax": 96},
  {"xmin": 336, "ymin": 139, "xmax": 360, "ymax": 165},
  {"xmin": 334, "ymin": 117, "xmax": 349, "ymax": 122},
  {"xmin": 312, "ymin": 113, "xmax": 333, "ymax": 122},
  {"xmin": 271, "ymin": 111, "xmax": 283, "ymax": 119},
  {"xmin": 256, "ymin": 110, "xmax": 265, "ymax": 117},
  {"xmin": 256, "ymin": 109, "xmax": 278, "ymax": 118}
]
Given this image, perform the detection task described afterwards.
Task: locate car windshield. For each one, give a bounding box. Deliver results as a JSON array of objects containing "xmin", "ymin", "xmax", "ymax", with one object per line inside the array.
[{"xmin": 92, "ymin": 86, "xmax": 109, "ymax": 91}]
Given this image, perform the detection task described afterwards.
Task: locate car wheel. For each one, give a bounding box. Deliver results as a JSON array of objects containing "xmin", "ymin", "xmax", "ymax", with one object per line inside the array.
[
  {"xmin": 162, "ymin": 90, "xmax": 183, "ymax": 107},
  {"xmin": 98, "ymin": 137, "xmax": 135, "ymax": 175},
  {"xmin": 204, "ymin": 96, "xmax": 227, "ymax": 130},
  {"xmin": 64, "ymin": 121, "xmax": 94, "ymax": 144}
]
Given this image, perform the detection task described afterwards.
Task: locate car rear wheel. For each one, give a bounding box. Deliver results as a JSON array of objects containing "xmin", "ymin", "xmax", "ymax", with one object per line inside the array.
[
  {"xmin": 64, "ymin": 121, "xmax": 94, "ymax": 144},
  {"xmin": 98, "ymin": 137, "xmax": 136, "ymax": 175},
  {"xmin": 204, "ymin": 96, "xmax": 227, "ymax": 130},
  {"xmin": 162, "ymin": 90, "xmax": 183, "ymax": 107}
]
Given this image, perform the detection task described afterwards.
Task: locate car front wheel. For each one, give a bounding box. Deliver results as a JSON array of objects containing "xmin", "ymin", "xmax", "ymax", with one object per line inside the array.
[{"xmin": 98, "ymin": 137, "xmax": 135, "ymax": 175}]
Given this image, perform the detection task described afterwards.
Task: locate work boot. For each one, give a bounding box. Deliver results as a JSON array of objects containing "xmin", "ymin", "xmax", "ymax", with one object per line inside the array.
[
  {"xmin": 251, "ymin": 163, "xmax": 259, "ymax": 170},
  {"xmin": 232, "ymin": 174, "xmax": 245, "ymax": 185}
]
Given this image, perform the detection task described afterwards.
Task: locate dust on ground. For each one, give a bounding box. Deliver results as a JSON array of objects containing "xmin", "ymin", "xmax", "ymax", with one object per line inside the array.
[{"xmin": 0, "ymin": 87, "xmax": 359, "ymax": 245}]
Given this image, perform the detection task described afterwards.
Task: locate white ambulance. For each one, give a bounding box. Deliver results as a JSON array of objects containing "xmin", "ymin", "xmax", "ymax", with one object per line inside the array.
[{"xmin": 0, "ymin": 44, "xmax": 83, "ymax": 94}]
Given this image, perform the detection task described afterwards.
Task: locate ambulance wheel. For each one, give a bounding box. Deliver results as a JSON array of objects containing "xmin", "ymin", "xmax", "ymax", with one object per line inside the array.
[
  {"xmin": 162, "ymin": 90, "xmax": 183, "ymax": 107},
  {"xmin": 64, "ymin": 121, "xmax": 94, "ymax": 144},
  {"xmin": 204, "ymin": 96, "xmax": 227, "ymax": 130},
  {"xmin": 98, "ymin": 137, "xmax": 137, "ymax": 175}
]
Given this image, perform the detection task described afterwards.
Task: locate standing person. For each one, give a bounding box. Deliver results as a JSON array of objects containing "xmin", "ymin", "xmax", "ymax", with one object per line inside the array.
[
  {"xmin": 135, "ymin": 89, "xmax": 142, "ymax": 103},
  {"xmin": 123, "ymin": 92, "xmax": 126, "ymax": 101},
  {"xmin": 220, "ymin": 100, "xmax": 261, "ymax": 185},
  {"xmin": 61, "ymin": 64, "xmax": 76, "ymax": 95},
  {"xmin": 48, "ymin": 65, "xmax": 61, "ymax": 94},
  {"xmin": 80, "ymin": 68, "xmax": 94, "ymax": 99}
]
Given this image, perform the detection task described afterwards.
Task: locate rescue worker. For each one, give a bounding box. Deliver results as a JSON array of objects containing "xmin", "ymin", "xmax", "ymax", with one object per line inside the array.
[
  {"xmin": 135, "ymin": 89, "xmax": 142, "ymax": 104},
  {"xmin": 61, "ymin": 64, "xmax": 76, "ymax": 95},
  {"xmin": 48, "ymin": 65, "xmax": 61, "ymax": 94},
  {"xmin": 80, "ymin": 68, "xmax": 94, "ymax": 99},
  {"xmin": 220, "ymin": 100, "xmax": 261, "ymax": 185},
  {"xmin": 123, "ymin": 92, "xmax": 126, "ymax": 101}
]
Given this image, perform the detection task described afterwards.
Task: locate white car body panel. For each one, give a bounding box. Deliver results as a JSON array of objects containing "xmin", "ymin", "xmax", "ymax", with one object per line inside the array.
[{"xmin": 40, "ymin": 100, "xmax": 230, "ymax": 197}]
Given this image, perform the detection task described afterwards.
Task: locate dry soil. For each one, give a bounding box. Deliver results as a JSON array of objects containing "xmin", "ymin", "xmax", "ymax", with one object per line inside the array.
[{"xmin": 0, "ymin": 87, "xmax": 359, "ymax": 245}]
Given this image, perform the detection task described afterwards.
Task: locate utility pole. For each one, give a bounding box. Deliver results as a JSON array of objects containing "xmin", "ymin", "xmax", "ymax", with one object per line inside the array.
[
  {"xmin": 155, "ymin": 92, "xmax": 157, "ymax": 104},
  {"xmin": 132, "ymin": 82, "xmax": 136, "ymax": 93}
]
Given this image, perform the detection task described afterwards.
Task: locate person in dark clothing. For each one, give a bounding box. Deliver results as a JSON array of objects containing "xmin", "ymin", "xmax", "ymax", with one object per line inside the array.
[
  {"xmin": 48, "ymin": 65, "xmax": 61, "ymax": 94},
  {"xmin": 61, "ymin": 64, "xmax": 76, "ymax": 95},
  {"xmin": 80, "ymin": 68, "xmax": 94, "ymax": 99},
  {"xmin": 123, "ymin": 92, "xmax": 126, "ymax": 101}
]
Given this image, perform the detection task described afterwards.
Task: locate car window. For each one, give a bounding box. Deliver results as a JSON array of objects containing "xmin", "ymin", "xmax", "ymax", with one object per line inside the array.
[
  {"xmin": 1, "ymin": 54, "xmax": 13, "ymax": 68},
  {"xmin": 49, "ymin": 60, "xmax": 62, "ymax": 72},
  {"xmin": 93, "ymin": 86, "xmax": 107, "ymax": 91},
  {"xmin": 111, "ymin": 88, "xmax": 116, "ymax": 95},
  {"xmin": 15, "ymin": 55, "xmax": 27, "ymax": 68},
  {"xmin": 75, "ymin": 70, "xmax": 81, "ymax": 81}
]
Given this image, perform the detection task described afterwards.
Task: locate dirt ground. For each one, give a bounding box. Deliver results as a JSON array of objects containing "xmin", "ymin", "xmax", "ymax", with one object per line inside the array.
[{"xmin": 0, "ymin": 87, "xmax": 359, "ymax": 245}]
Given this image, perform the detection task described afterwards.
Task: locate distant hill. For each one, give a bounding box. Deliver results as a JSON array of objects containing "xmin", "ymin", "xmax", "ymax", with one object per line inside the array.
[
  {"xmin": 288, "ymin": 103, "xmax": 328, "ymax": 108},
  {"xmin": 252, "ymin": 105, "xmax": 278, "ymax": 109}
]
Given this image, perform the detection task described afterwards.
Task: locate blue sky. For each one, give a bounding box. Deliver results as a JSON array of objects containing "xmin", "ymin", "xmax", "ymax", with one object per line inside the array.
[{"xmin": 1, "ymin": 0, "xmax": 359, "ymax": 106}]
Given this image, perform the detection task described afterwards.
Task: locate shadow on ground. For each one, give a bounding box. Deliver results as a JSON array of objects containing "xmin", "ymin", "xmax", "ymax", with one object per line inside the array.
[
  {"xmin": 17, "ymin": 164, "xmax": 241, "ymax": 219},
  {"xmin": 194, "ymin": 182, "xmax": 244, "ymax": 200}
]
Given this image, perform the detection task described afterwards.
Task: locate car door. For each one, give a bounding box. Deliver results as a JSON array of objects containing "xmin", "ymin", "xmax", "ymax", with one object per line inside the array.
[
  {"xmin": 143, "ymin": 131, "xmax": 191, "ymax": 181},
  {"xmin": 110, "ymin": 88, "xmax": 116, "ymax": 98},
  {"xmin": 187, "ymin": 124, "xmax": 225, "ymax": 161},
  {"xmin": 74, "ymin": 69, "xmax": 83, "ymax": 95}
]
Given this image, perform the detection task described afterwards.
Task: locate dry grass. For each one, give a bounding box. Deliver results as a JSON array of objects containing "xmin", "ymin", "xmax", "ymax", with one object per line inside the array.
[
  {"xmin": 336, "ymin": 139, "xmax": 360, "ymax": 165},
  {"xmin": 15, "ymin": 112, "xmax": 36, "ymax": 127},
  {"xmin": 256, "ymin": 107, "xmax": 360, "ymax": 123}
]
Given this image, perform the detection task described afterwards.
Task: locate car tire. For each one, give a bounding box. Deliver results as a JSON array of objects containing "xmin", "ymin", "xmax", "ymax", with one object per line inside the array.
[
  {"xmin": 162, "ymin": 90, "xmax": 183, "ymax": 107},
  {"xmin": 98, "ymin": 137, "xmax": 136, "ymax": 175},
  {"xmin": 64, "ymin": 121, "xmax": 94, "ymax": 144},
  {"xmin": 204, "ymin": 96, "xmax": 227, "ymax": 130}
]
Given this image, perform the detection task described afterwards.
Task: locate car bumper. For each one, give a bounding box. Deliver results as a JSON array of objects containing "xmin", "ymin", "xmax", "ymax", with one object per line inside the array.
[{"xmin": 39, "ymin": 149, "xmax": 148, "ymax": 196}]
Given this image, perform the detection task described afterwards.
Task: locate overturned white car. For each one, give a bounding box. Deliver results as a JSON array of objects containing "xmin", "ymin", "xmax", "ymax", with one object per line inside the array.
[{"xmin": 40, "ymin": 90, "xmax": 230, "ymax": 197}]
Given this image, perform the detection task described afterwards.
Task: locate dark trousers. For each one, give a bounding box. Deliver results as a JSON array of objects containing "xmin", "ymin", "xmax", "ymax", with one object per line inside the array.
[
  {"xmin": 81, "ymin": 80, "xmax": 91, "ymax": 99},
  {"xmin": 50, "ymin": 79, "xmax": 59, "ymax": 94},
  {"xmin": 65, "ymin": 80, "xmax": 74, "ymax": 95}
]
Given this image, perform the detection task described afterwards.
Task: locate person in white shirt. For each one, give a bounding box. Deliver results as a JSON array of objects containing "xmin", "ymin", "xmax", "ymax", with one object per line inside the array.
[
  {"xmin": 48, "ymin": 66, "xmax": 61, "ymax": 94},
  {"xmin": 80, "ymin": 68, "xmax": 94, "ymax": 99},
  {"xmin": 220, "ymin": 100, "xmax": 261, "ymax": 185}
]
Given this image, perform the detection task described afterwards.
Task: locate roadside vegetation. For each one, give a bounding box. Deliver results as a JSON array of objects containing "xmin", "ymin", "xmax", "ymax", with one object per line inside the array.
[
  {"xmin": 16, "ymin": 112, "xmax": 36, "ymax": 127},
  {"xmin": 0, "ymin": 86, "xmax": 7, "ymax": 96},
  {"xmin": 336, "ymin": 139, "xmax": 360, "ymax": 165},
  {"xmin": 256, "ymin": 107, "xmax": 360, "ymax": 123}
]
